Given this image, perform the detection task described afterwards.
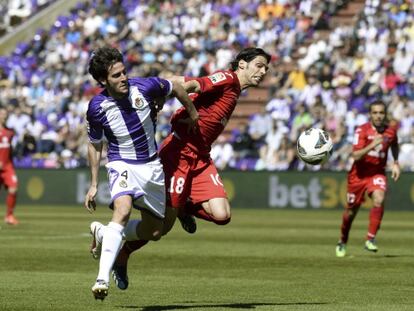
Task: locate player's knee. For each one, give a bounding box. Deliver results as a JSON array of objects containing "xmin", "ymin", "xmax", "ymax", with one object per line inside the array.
[
  {"xmin": 150, "ymin": 230, "xmax": 163, "ymax": 241},
  {"xmin": 211, "ymin": 207, "xmax": 230, "ymax": 220},
  {"xmin": 142, "ymin": 229, "xmax": 162, "ymax": 241},
  {"xmin": 212, "ymin": 217, "xmax": 231, "ymax": 226},
  {"xmin": 211, "ymin": 209, "xmax": 231, "ymax": 225},
  {"xmin": 372, "ymin": 198, "xmax": 384, "ymax": 207},
  {"xmin": 372, "ymin": 195, "xmax": 384, "ymax": 206}
]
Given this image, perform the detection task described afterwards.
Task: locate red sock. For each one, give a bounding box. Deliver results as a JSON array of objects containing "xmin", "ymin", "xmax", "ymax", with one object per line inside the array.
[
  {"xmin": 367, "ymin": 206, "xmax": 384, "ymax": 240},
  {"xmin": 340, "ymin": 209, "xmax": 356, "ymax": 244},
  {"xmin": 6, "ymin": 193, "xmax": 16, "ymax": 216},
  {"xmin": 184, "ymin": 201, "xmax": 214, "ymax": 222},
  {"xmin": 184, "ymin": 201, "xmax": 231, "ymax": 225},
  {"xmin": 123, "ymin": 240, "xmax": 149, "ymax": 255},
  {"xmin": 115, "ymin": 240, "xmax": 148, "ymax": 267}
]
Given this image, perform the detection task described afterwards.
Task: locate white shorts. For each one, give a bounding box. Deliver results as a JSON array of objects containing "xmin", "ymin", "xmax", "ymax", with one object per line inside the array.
[{"xmin": 105, "ymin": 159, "xmax": 165, "ymax": 218}]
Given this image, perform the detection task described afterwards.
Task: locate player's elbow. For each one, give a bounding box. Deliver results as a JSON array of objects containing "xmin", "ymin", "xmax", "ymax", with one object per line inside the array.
[
  {"xmin": 183, "ymin": 80, "xmax": 201, "ymax": 93},
  {"xmin": 169, "ymin": 75, "xmax": 185, "ymax": 84},
  {"xmin": 351, "ymin": 152, "xmax": 361, "ymax": 161}
]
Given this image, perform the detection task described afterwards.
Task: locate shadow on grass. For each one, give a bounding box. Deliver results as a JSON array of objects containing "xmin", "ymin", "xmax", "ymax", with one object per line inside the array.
[
  {"xmin": 118, "ymin": 302, "xmax": 329, "ymax": 310},
  {"xmin": 379, "ymin": 254, "xmax": 414, "ymax": 258}
]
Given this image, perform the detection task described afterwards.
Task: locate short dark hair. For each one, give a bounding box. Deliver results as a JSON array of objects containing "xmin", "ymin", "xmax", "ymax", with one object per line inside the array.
[
  {"xmin": 230, "ymin": 47, "xmax": 271, "ymax": 71},
  {"xmin": 88, "ymin": 46, "xmax": 124, "ymax": 84},
  {"xmin": 369, "ymin": 100, "xmax": 387, "ymax": 113}
]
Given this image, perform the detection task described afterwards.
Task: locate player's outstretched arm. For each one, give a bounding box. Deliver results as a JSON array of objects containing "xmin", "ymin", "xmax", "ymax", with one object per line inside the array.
[
  {"xmin": 390, "ymin": 142, "xmax": 400, "ymax": 181},
  {"xmin": 169, "ymin": 75, "xmax": 201, "ymax": 94},
  {"xmin": 84, "ymin": 141, "xmax": 103, "ymax": 213}
]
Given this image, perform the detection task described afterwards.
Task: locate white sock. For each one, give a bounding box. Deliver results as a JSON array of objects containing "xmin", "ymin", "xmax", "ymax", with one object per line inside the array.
[
  {"xmin": 96, "ymin": 222, "xmax": 124, "ymax": 283},
  {"xmin": 123, "ymin": 219, "xmax": 141, "ymax": 241},
  {"xmin": 96, "ymin": 224, "xmax": 104, "ymax": 242}
]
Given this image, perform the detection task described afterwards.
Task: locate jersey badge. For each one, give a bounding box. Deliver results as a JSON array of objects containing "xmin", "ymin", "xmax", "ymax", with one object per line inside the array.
[
  {"xmin": 220, "ymin": 117, "xmax": 228, "ymax": 127},
  {"xmin": 208, "ymin": 72, "xmax": 227, "ymax": 84},
  {"xmin": 134, "ymin": 97, "xmax": 145, "ymax": 109},
  {"xmin": 119, "ymin": 180, "xmax": 128, "ymax": 188}
]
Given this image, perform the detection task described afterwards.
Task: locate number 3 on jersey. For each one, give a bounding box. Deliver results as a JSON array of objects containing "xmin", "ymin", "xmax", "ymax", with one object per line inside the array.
[{"xmin": 169, "ymin": 176, "xmax": 185, "ymax": 194}]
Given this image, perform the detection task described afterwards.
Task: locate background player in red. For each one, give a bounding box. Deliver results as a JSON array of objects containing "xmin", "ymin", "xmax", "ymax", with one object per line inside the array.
[
  {"xmin": 111, "ymin": 47, "xmax": 271, "ymax": 290},
  {"xmin": 0, "ymin": 107, "xmax": 19, "ymax": 225},
  {"xmin": 336, "ymin": 100, "xmax": 400, "ymax": 257}
]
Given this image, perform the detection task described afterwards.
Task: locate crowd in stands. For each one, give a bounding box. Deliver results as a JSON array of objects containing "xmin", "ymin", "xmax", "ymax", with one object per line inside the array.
[
  {"xmin": 0, "ymin": 0, "xmax": 413, "ymax": 172},
  {"xmin": 0, "ymin": 0, "xmax": 53, "ymax": 35}
]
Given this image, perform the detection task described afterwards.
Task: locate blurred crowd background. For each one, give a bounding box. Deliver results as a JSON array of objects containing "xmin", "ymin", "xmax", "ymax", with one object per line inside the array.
[{"xmin": 0, "ymin": 0, "xmax": 413, "ymax": 171}]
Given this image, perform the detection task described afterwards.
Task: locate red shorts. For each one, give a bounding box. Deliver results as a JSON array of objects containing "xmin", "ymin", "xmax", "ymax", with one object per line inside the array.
[
  {"xmin": 346, "ymin": 174, "xmax": 387, "ymax": 209},
  {"xmin": 159, "ymin": 134, "xmax": 227, "ymax": 208},
  {"xmin": 0, "ymin": 165, "xmax": 18, "ymax": 189}
]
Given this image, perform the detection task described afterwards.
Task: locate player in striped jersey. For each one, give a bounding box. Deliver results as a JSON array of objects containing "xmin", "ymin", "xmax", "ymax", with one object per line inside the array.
[
  {"xmin": 111, "ymin": 47, "xmax": 271, "ymax": 291},
  {"xmin": 84, "ymin": 46, "xmax": 198, "ymax": 300}
]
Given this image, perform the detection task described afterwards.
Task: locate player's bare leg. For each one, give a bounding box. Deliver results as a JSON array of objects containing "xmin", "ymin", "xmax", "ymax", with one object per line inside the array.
[
  {"xmin": 90, "ymin": 221, "xmax": 104, "ymax": 259},
  {"xmin": 336, "ymin": 206, "xmax": 360, "ymax": 257},
  {"xmin": 4, "ymin": 187, "xmax": 18, "ymax": 225},
  {"xmin": 180, "ymin": 198, "xmax": 231, "ymax": 233},
  {"xmin": 365, "ymin": 190, "xmax": 385, "ymax": 252},
  {"xmin": 112, "ymin": 209, "xmax": 170, "ymax": 290},
  {"xmin": 92, "ymin": 196, "xmax": 131, "ymax": 300},
  {"xmin": 112, "ymin": 240, "xmax": 147, "ymax": 290}
]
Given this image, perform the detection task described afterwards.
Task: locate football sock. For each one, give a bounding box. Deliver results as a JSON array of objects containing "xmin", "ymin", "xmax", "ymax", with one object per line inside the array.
[
  {"xmin": 124, "ymin": 240, "xmax": 149, "ymax": 255},
  {"xmin": 184, "ymin": 201, "xmax": 230, "ymax": 225},
  {"xmin": 184, "ymin": 201, "xmax": 213, "ymax": 221},
  {"xmin": 6, "ymin": 192, "xmax": 16, "ymax": 216},
  {"xmin": 97, "ymin": 222, "xmax": 124, "ymax": 283},
  {"xmin": 123, "ymin": 219, "xmax": 141, "ymax": 241},
  {"xmin": 340, "ymin": 209, "xmax": 356, "ymax": 244},
  {"xmin": 115, "ymin": 240, "xmax": 149, "ymax": 267},
  {"xmin": 367, "ymin": 205, "xmax": 384, "ymax": 240}
]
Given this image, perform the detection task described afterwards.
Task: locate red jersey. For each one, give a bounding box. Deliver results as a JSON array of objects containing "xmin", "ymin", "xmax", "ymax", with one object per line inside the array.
[
  {"xmin": 349, "ymin": 122, "xmax": 398, "ymax": 178},
  {"xmin": 170, "ymin": 70, "xmax": 241, "ymax": 155},
  {"xmin": 0, "ymin": 127, "xmax": 14, "ymax": 168}
]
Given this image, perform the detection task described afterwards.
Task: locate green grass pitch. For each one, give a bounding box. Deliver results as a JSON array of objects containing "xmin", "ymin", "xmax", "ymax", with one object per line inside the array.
[{"xmin": 0, "ymin": 205, "xmax": 413, "ymax": 311}]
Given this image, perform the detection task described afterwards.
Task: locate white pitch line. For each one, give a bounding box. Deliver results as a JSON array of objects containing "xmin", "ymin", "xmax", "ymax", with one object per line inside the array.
[{"xmin": 0, "ymin": 233, "xmax": 91, "ymax": 240}]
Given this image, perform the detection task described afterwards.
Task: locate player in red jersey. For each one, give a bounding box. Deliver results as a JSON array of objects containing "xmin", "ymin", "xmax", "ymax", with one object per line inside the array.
[
  {"xmin": 0, "ymin": 107, "xmax": 19, "ymax": 225},
  {"xmin": 110, "ymin": 48, "xmax": 271, "ymax": 290},
  {"xmin": 162, "ymin": 48, "xmax": 270, "ymax": 232},
  {"xmin": 335, "ymin": 100, "xmax": 400, "ymax": 257}
]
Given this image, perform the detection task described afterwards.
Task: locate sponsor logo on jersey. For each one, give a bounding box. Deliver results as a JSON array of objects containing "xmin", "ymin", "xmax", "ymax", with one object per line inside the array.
[
  {"xmin": 208, "ymin": 72, "xmax": 227, "ymax": 84},
  {"xmin": 0, "ymin": 136, "xmax": 10, "ymax": 148}
]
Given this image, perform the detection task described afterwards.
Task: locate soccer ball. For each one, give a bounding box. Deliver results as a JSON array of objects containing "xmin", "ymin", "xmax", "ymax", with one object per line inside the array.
[{"xmin": 296, "ymin": 128, "xmax": 333, "ymax": 165}]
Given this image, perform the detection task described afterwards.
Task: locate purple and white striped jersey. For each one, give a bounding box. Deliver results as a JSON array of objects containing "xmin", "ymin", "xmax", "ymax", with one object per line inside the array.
[{"xmin": 86, "ymin": 77, "xmax": 172, "ymax": 164}]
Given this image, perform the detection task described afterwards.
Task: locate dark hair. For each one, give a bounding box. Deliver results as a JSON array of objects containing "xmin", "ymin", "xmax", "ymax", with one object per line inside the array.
[
  {"xmin": 369, "ymin": 100, "xmax": 387, "ymax": 113},
  {"xmin": 230, "ymin": 47, "xmax": 271, "ymax": 71},
  {"xmin": 88, "ymin": 46, "xmax": 124, "ymax": 84}
]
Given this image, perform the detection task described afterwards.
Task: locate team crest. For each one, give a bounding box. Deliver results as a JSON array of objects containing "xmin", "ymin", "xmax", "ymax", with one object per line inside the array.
[
  {"xmin": 220, "ymin": 117, "xmax": 228, "ymax": 126},
  {"xmin": 134, "ymin": 97, "xmax": 145, "ymax": 109},
  {"xmin": 208, "ymin": 72, "xmax": 226, "ymax": 84},
  {"xmin": 119, "ymin": 180, "xmax": 128, "ymax": 188}
]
